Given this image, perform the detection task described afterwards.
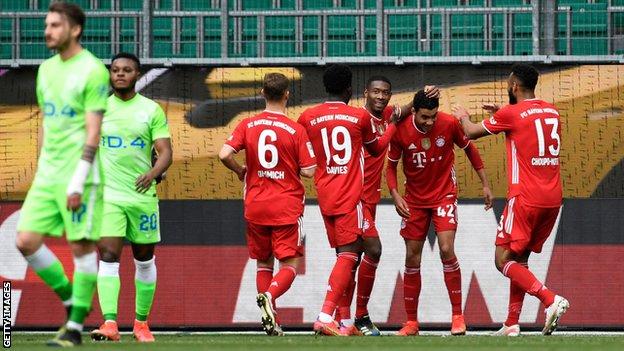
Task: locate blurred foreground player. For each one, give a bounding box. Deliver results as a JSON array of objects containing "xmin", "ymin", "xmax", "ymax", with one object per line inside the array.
[
  {"xmin": 453, "ymin": 64, "xmax": 569, "ymax": 336},
  {"xmin": 335, "ymin": 77, "xmax": 440, "ymax": 336},
  {"xmin": 297, "ymin": 64, "xmax": 399, "ymax": 336},
  {"xmin": 14, "ymin": 2, "xmax": 109, "ymax": 347},
  {"xmin": 90, "ymin": 53, "xmax": 172, "ymax": 343},
  {"xmin": 387, "ymin": 90, "xmax": 493, "ymax": 336},
  {"xmin": 220, "ymin": 73, "xmax": 317, "ymax": 335}
]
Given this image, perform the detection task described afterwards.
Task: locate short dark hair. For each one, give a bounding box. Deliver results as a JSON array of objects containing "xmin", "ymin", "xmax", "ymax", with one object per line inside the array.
[
  {"xmin": 366, "ymin": 75, "xmax": 392, "ymax": 90},
  {"xmin": 262, "ymin": 73, "xmax": 289, "ymax": 101},
  {"xmin": 323, "ymin": 64, "xmax": 352, "ymax": 95},
  {"xmin": 111, "ymin": 52, "xmax": 141, "ymax": 70},
  {"xmin": 48, "ymin": 1, "xmax": 86, "ymax": 40},
  {"xmin": 510, "ymin": 64, "xmax": 539, "ymax": 90},
  {"xmin": 412, "ymin": 90, "xmax": 439, "ymax": 111}
]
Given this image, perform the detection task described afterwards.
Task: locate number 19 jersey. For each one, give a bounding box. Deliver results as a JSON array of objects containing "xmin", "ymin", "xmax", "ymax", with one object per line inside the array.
[
  {"xmin": 226, "ymin": 111, "xmax": 316, "ymax": 225},
  {"xmin": 298, "ymin": 102, "xmax": 385, "ymax": 216},
  {"xmin": 482, "ymin": 99, "xmax": 562, "ymax": 207}
]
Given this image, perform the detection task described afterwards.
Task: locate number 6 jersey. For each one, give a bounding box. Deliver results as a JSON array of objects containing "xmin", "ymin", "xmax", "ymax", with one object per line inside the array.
[
  {"xmin": 225, "ymin": 110, "xmax": 316, "ymax": 225},
  {"xmin": 481, "ymin": 99, "xmax": 562, "ymax": 208},
  {"xmin": 298, "ymin": 101, "xmax": 396, "ymax": 216}
]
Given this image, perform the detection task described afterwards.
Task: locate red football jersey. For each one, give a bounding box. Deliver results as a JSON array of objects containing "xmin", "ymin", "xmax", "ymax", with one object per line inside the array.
[
  {"xmin": 298, "ymin": 102, "xmax": 395, "ymax": 215},
  {"xmin": 362, "ymin": 106, "xmax": 393, "ymax": 204},
  {"xmin": 387, "ymin": 111, "xmax": 471, "ymax": 207},
  {"xmin": 482, "ymin": 99, "xmax": 562, "ymax": 207},
  {"xmin": 225, "ymin": 111, "xmax": 316, "ymax": 225}
]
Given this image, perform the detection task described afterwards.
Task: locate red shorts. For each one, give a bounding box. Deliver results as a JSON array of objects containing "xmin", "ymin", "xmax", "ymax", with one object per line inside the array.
[
  {"xmin": 400, "ymin": 199, "xmax": 458, "ymax": 241},
  {"xmin": 495, "ymin": 197, "xmax": 560, "ymax": 255},
  {"xmin": 362, "ymin": 202, "xmax": 378, "ymax": 238},
  {"xmin": 246, "ymin": 218, "xmax": 304, "ymax": 261},
  {"xmin": 322, "ymin": 203, "xmax": 363, "ymax": 248}
]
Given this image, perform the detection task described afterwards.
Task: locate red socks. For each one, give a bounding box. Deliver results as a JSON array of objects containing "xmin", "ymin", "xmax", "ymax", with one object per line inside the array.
[
  {"xmin": 503, "ymin": 261, "xmax": 555, "ymax": 307},
  {"xmin": 356, "ymin": 255, "xmax": 379, "ymax": 318},
  {"xmin": 442, "ymin": 257, "xmax": 463, "ymax": 316},
  {"xmin": 403, "ymin": 266, "xmax": 421, "ymax": 322},
  {"xmin": 505, "ymin": 262, "xmax": 527, "ymax": 326},
  {"xmin": 256, "ymin": 267, "xmax": 273, "ymax": 293},
  {"xmin": 337, "ymin": 268, "xmax": 357, "ymax": 321},
  {"xmin": 321, "ymin": 252, "xmax": 359, "ymax": 316},
  {"xmin": 267, "ymin": 265, "xmax": 297, "ymax": 301}
]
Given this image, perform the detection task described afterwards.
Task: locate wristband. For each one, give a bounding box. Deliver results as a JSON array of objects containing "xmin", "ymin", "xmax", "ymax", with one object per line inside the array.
[{"xmin": 66, "ymin": 159, "xmax": 92, "ymax": 195}]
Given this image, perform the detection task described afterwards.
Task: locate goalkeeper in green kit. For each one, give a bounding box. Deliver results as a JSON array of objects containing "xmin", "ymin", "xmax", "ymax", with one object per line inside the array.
[
  {"xmin": 89, "ymin": 52, "xmax": 172, "ymax": 343},
  {"xmin": 14, "ymin": 2, "xmax": 108, "ymax": 347}
]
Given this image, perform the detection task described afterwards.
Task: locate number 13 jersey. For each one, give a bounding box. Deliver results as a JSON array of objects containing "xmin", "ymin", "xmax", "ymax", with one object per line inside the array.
[
  {"xmin": 226, "ymin": 111, "xmax": 316, "ymax": 225},
  {"xmin": 482, "ymin": 99, "xmax": 562, "ymax": 207}
]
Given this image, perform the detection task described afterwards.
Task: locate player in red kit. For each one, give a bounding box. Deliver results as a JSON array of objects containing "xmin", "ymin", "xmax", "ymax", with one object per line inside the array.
[
  {"xmin": 219, "ymin": 73, "xmax": 316, "ymax": 336},
  {"xmin": 298, "ymin": 64, "xmax": 399, "ymax": 336},
  {"xmin": 453, "ymin": 64, "xmax": 569, "ymax": 336},
  {"xmin": 334, "ymin": 77, "xmax": 441, "ymax": 336},
  {"xmin": 387, "ymin": 90, "xmax": 493, "ymax": 336}
]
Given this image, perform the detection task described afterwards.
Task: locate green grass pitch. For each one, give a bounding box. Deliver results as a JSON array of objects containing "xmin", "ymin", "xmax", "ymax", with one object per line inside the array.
[{"xmin": 8, "ymin": 333, "xmax": 624, "ymax": 351}]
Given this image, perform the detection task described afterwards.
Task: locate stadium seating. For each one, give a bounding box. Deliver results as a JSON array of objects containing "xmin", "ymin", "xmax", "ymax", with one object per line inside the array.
[{"xmin": 0, "ymin": 0, "xmax": 616, "ymax": 60}]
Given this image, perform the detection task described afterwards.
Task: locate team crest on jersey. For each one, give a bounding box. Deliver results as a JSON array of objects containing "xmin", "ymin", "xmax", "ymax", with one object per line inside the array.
[
  {"xmin": 363, "ymin": 219, "xmax": 370, "ymax": 231},
  {"xmin": 489, "ymin": 116, "xmax": 498, "ymax": 125},
  {"xmin": 435, "ymin": 136, "xmax": 445, "ymax": 148},
  {"xmin": 421, "ymin": 138, "xmax": 431, "ymax": 150},
  {"xmin": 401, "ymin": 218, "xmax": 407, "ymax": 229}
]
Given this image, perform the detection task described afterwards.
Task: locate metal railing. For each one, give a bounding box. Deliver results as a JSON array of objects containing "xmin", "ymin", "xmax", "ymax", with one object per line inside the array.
[{"xmin": 2, "ymin": 0, "xmax": 624, "ymax": 66}]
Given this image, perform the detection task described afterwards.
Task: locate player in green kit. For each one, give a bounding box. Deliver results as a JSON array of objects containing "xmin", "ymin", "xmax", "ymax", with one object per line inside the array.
[
  {"xmin": 90, "ymin": 53, "xmax": 172, "ymax": 343},
  {"xmin": 14, "ymin": 2, "xmax": 109, "ymax": 347}
]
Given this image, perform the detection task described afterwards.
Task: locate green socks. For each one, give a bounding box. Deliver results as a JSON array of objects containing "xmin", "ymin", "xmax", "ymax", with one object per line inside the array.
[
  {"xmin": 68, "ymin": 252, "xmax": 98, "ymax": 327},
  {"xmin": 25, "ymin": 245, "xmax": 72, "ymax": 304},
  {"xmin": 134, "ymin": 257, "xmax": 157, "ymax": 322},
  {"xmin": 97, "ymin": 273, "xmax": 121, "ymax": 321}
]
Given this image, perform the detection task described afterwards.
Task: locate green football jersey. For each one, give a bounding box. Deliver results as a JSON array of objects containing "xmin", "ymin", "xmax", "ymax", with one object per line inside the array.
[
  {"xmin": 35, "ymin": 49, "xmax": 109, "ymax": 186},
  {"xmin": 101, "ymin": 93, "xmax": 171, "ymax": 203}
]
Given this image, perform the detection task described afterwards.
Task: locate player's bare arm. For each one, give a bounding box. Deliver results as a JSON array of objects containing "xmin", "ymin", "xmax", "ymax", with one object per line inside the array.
[
  {"xmin": 300, "ymin": 165, "xmax": 316, "ymax": 178},
  {"xmin": 463, "ymin": 142, "xmax": 493, "ymax": 210},
  {"xmin": 386, "ymin": 160, "xmax": 410, "ymax": 218},
  {"xmin": 452, "ymin": 105, "xmax": 490, "ymax": 139},
  {"xmin": 66, "ymin": 110, "xmax": 103, "ymax": 211},
  {"xmin": 476, "ymin": 168, "xmax": 493, "ymax": 210},
  {"xmin": 219, "ymin": 145, "xmax": 247, "ymax": 181},
  {"xmin": 136, "ymin": 138, "xmax": 173, "ymax": 193}
]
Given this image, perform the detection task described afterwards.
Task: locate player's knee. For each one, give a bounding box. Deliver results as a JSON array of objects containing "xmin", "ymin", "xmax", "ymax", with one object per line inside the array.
[
  {"xmin": 438, "ymin": 244, "xmax": 455, "ymax": 259},
  {"xmin": 15, "ymin": 233, "xmax": 41, "ymax": 256},
  {"xmin": 494, "ymin": 256, "xmax": 507, "ymax": 272},
  {"xmin": 99, "ymin": 250, "xmax": 120, "ymax": 263},
  {"xmin": 405, "ymin": 252, "xmax": 422, "ymax": 266},
  {"xmin": 365, "ymin": 243, "xmax": 382, "ymax": 261}
]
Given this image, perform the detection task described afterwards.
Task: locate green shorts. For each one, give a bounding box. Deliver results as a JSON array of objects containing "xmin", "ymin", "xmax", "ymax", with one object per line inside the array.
[
  {"xmin": 17, "ymin": 182, "xmax": 103, "ymax": 242},
  {"xmin": 100, "ymin": 201, "xmax": 161, "ymax": 244}
]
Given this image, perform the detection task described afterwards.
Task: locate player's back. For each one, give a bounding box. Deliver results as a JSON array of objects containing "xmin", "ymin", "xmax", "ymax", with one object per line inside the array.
[
  {"xmin": 35, "ymin": 49, "xmax": 109, "ymax": 186},
  {"xmin": 231, "ymin": 111, "xmax": 313, "ymax": 225},
  {"xmin": 298, "ymin": 102, "xmax": 370, "ymax": 215},
  {"xmin": 488, "ymin": 99, "xmax": 562, "ymax": 207}
]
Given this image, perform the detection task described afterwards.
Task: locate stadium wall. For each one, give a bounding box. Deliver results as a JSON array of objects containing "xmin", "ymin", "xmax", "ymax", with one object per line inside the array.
[
  {"xmin": 1, "ymin": 64, "xmax": 623, "ymax": 329},
  {"xmin": 1, "ymin": 199, "xmax": 624, "ymax": 329}
]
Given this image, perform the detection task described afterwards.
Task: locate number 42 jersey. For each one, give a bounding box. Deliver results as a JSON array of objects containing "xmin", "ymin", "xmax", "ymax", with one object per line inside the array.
[{"xmin": 225, "ymin": 111, "xmax": 316, "ymax": 225}]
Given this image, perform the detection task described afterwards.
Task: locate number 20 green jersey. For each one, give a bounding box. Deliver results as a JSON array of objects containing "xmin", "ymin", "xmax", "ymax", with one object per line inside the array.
[{"xmin": 100, "ymin": 93, "xmax": 171, "ymax": 203}]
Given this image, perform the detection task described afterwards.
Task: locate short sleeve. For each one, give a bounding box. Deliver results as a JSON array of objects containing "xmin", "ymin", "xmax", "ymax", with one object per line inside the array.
[
  {"xmin": 150, "ymin": 104, "xmax": 171, "ymax": 141},
  {"xmin": 482, "ymin": 105, "xmax": 514, "ymax": 134},
  {"xmin": 387, "ymin": 136, "xmax": 402, "ymax": 162},
  {"xmin": 298, "ymin": 127, "xmax": 316, "ymax": 169},
  {"xmin": 453, "ymin": 119, "xmax": 471, "ymax": 149},
  {"xmin": 83, "ymin": 63, "xmax": 109, "ymax": 113},
  {"xmin": 224, "ymin": 120, "xmax": 247, "ymax": 152}
]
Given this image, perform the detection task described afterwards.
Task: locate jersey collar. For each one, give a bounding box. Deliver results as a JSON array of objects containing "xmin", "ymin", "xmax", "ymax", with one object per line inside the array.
[
  {"xmin": 325, "ymin": 101, "xmax": 347, "ymax": 105},
  {"xmin": 361, "ymin": 106, "xmax": 383, "ymax": 121},
  {"xmin": 263, "ymin": 109, "xmax": 288, "ymax": 117}
]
